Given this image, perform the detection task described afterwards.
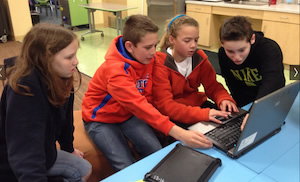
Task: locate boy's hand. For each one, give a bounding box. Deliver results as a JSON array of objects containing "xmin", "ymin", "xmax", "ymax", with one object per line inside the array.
[
  {"xmin": 180, "ymin": 130, "xmax": 213, "ymax": 149},
  {"xmin": 168, "ymin": 125, "xmax": 213, "ymax": 149},
  {"xmin": 220, "ymin": 100, "xmax": 239, "ymax": 112},
  {"xmin": 241, "ymin": 113, "xmax": 249, "ymax": 131}
]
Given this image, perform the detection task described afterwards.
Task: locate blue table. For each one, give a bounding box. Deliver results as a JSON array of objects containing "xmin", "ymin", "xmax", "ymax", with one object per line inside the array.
[{"xmin": 101, "ymin": 93, "xmax": 300, "ymax": 182}]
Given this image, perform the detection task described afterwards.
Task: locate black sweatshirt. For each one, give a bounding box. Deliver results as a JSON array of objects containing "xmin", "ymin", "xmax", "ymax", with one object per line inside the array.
[
  {"xmin": 218, "ymin": 32, "xmax": 285, "ymax": 107},
  {"xmin": 0, "ymin": 68, "xmax": 74, "ymax": 182}
]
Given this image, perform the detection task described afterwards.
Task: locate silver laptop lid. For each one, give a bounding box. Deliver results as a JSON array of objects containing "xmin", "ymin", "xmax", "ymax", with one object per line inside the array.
[{"xmin": 233, "ymin": 81, "xmax": 300, "ymax": 156}]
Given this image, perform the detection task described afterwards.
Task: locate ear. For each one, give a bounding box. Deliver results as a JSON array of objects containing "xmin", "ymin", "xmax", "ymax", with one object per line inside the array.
[
  {"xmin": 169, "ymin": 34, "xmax": 175, "ymax": 45},
  {"xmin": 124, "ymin": 41, "xmax": 134, "ymax": 54},
  {"xmin": 250, "ymin": 34, "xmax": 255, "ymax": 45}
]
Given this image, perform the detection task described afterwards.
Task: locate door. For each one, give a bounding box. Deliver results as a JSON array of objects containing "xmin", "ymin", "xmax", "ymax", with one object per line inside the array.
[{"xmin": 187, "ymin": 11, "xmax": 211, "ymax": 47}]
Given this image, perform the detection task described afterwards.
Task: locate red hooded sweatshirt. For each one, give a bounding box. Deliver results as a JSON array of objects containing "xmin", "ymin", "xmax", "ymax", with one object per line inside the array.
[
  {"xmin": 152, "ymin": 49, "xmax": 236, "ymax": 124},
  {"xmin": 82, "ymin": 36, "xmax": 174, "ymax": 135}
]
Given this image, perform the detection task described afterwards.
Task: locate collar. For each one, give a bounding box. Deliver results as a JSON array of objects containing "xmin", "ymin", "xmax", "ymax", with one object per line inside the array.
[{"xmin": 117, "ymin": 37, "xmax": 136, "ymax": 61}]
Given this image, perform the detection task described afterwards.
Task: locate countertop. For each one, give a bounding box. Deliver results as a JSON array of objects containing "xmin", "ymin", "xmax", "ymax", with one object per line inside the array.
[{"xmin": 186, "ymin": 0, "xmax": 300, "ymax": 14}]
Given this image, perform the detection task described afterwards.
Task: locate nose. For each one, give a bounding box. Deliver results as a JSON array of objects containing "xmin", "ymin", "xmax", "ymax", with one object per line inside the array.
[
  {"xmin": 73, "ymin": 57, "xmax": 79, "ymax": 66},
  {"xmin": 150, "ymin": 46, "xmax": 156, "ymax": 56},
  {"xmin": 233, "ymin": 53, "xmax": 242, "ymax": 61},
  {"xmin": 190, "ymin": 40, "xmax": 197, "ymax": 48}
]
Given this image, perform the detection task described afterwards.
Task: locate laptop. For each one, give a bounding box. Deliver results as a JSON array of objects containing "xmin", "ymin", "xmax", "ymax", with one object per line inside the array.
[{"xmin": 189, "ymin": 81, "xmax": 299, "ymax": 158}]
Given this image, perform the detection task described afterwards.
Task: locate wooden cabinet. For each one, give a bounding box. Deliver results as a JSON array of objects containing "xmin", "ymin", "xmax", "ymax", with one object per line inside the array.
[
  {"xmin": 186, "ymin": 10, "xmax": 211, "ymax": 47},
  {"xmin": 186, "ymin": 4, "xmax": 218, "ymax": 49},
  {"xmin": 262, "ymin": 11, "xmax": 300, "ymax": 65},
  {"xmin": 212, "ymin": 6, "xmax": 264, "ymax": 20},
  {"xmin": 186, "ymin": 3, "xmax": 299, "ymax": 65}
]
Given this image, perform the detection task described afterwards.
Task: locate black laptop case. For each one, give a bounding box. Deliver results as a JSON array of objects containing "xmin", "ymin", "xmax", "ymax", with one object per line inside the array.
[{"xmin": 144, "ymin": 143, "xmax": 222, "ymax": 182}]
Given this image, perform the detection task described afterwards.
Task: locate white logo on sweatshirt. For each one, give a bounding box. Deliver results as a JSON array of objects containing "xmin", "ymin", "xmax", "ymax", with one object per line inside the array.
[{"xmin": 136, "ymin": 74, "xmax": 149, "ymax": 93}]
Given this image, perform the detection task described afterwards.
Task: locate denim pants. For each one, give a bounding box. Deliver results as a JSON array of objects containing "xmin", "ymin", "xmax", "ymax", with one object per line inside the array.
[
  {"xmin": 84, "ymin": 115, "xmax": 162, "ymax": 171},
  {"xmin": 47, "ymin": 150, "xmax": 91, "ymax": 182}
]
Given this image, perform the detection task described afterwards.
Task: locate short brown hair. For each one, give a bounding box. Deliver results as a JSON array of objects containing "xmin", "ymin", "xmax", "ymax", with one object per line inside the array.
[
  {"xmin": 122, "ymin": 14, "xmax": 159, "ymax": 46},
  {"xmin": 219, "ymin": 16, "xmax": 253, "ymax": 44}
]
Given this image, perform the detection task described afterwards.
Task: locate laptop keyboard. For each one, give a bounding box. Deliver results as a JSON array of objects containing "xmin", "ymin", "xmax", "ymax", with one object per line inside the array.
[{"xmin": 205, "ymin": 116, "xmax": 245, "ymax": 149}]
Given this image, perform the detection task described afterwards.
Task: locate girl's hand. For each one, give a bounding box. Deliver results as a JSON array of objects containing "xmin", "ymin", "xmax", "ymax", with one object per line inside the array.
[
  {"xmin": 209, "ymin": 109, "xmax": 231, "ymax": 124},
  {"xmin": 72, "ymin": 148, "xmax": 84, "ymax": 158}
]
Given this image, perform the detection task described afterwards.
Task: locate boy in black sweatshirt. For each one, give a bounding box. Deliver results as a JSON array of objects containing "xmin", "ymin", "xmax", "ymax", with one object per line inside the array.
[{"xmin": 218, "ymin": 16, "xmax": 285, "ymax": 107}]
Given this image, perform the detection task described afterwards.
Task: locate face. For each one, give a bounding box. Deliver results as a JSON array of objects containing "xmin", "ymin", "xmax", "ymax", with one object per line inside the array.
[
  {"xmin": 52, "ymin": 39, "xmax": 79, "ymax": 78},
  {"xmin": 169, "ymin": 25, "xmax": 199, "ymax": 62},
  {"xmin": 221, "ymin": 35, "xmax": 255, "ymax": 65},
  {"xmin": 125, "ymin": 32, "xmax": 158, "ymax": 64}
]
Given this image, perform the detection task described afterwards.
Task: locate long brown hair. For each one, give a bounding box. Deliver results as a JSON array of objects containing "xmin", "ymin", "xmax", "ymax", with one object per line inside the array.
[
  {"xmin": 7, "ymin": 23, "xmax": 81, "ymax": 107},
  {"xmin": 159, "ymin": 15, "xmax": 198, "ymax": 50}
]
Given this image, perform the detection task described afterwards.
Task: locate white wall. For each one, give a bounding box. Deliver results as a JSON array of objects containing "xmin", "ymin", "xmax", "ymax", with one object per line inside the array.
[
  {"xmin": 127, "ymin": 0, "xmax": 147, "ymax": 15},
  {"xmin": 94, "ymin": 0, "xmax": 148, "ymax": 27},
  {"xmin": 90, "ymin": 0, "xmax": 104, "ymax": 25}
]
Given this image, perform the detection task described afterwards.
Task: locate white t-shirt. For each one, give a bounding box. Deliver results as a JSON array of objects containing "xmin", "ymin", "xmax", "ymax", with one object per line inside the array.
[{"xmin": 167, "ymin": 48, "xmax": 192, "ymax": 78}]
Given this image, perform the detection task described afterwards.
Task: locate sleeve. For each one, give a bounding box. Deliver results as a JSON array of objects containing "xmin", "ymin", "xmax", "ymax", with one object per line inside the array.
[
  {"xmin": 199, "ymin": 58, "xmax": 236, "ymax": 108},
  {"xmin": 57, "ymin": 92, "xmax": 75, "ymax": 153},
  {"xmin": 152, "ymin": 60, "xmax": 209, "ymax": 124},
  {"xmin": 5, "ymin": 82, "xmax": 48, "ymax": 181},
  {"xmin": 255, "ymin": 40, "xmax": 285, "ymax": 100},
  {"xmin": 106, "ymin": 63, "xmax": 174, "ymax": 135}
]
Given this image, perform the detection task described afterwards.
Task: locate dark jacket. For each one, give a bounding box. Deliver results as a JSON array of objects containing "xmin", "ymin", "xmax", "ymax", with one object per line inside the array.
[
  {"xmin": 218, "ymin": 32, "xmax": 285, "ymax": 107},
  {"xmin": 0, "ymin": 68, "xmax": 74, "ymax": 182}
]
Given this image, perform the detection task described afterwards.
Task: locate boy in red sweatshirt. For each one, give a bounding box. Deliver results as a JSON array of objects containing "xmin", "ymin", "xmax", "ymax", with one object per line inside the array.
[{"xmin": 82, "ymin": 15, "xmax": 214, "ymax": 171}]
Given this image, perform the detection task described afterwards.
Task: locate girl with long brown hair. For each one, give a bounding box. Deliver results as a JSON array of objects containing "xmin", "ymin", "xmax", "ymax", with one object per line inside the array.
[{"xmin": 0, "ymin": 23, "xmax": 91, "ymax": 182}]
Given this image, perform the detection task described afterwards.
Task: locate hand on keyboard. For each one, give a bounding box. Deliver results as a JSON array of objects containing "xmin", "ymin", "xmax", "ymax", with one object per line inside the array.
[
  {"xmin": 219, "ymin": 100, "xmax": 239, "ymax": 113},
  {"xmin": 209, "ymin": 109, "xmax": 231, "ymax": 124},
  {"xmin": 214, "ymin": 115, "xmax": 233, "ymax": 122}
]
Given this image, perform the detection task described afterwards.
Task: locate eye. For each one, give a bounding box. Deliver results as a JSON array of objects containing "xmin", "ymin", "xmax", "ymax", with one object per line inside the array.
[
  {"xmin": 145, "ymin": 44, "xmax": 156, "ymax": 50},
  {"xmin": 67, "ymin": 56, "xmax": 73, "ymax": 59},
  {"xmin": 184, "ymin": 39, "xmax": 190, "ymax": 43},
  {"xmin": 238, "ymin": 49, "xmax": 245, "ymax": 53},
  {"xmin": 66, "ymin": 54, "xmax": 75, "ymax": 60}
]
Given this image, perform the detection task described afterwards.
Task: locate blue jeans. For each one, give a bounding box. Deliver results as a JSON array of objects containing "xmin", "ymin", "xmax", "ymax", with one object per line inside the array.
[
  {"xmin": 84, "ymin": 116, "xmax": 162, "ymax": 171},
  {"xmin": 47, "ymin": 150, "xmax": 91, "ymax": 182}
]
